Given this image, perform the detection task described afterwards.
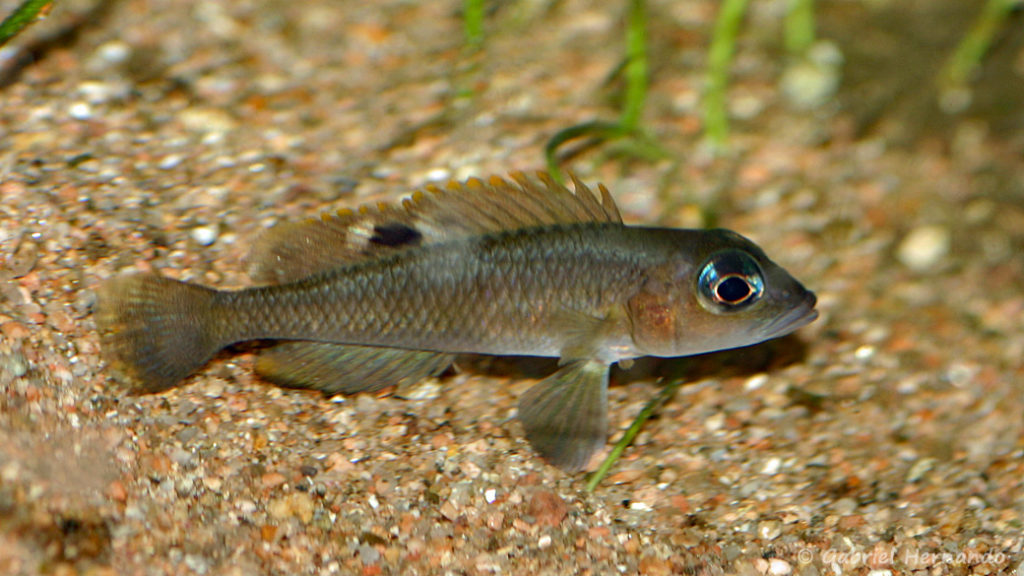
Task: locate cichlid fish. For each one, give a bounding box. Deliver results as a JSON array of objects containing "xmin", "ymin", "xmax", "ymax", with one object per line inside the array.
[{"xmin": 96, "ymin": 173, "xmax": 817, "ymax": 471}]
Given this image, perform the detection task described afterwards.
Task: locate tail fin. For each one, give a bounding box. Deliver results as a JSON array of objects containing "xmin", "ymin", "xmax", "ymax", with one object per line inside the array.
[{"xmin": 95, "ymin": 274, "xmax": 222, "ymax": 392}]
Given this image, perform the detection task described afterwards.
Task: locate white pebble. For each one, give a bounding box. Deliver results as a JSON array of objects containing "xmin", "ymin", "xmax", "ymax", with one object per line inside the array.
[
  {"xmin": 68, "ymin": 102, "xmax": 93, "ymax": 120},
  {"xmin": 744, "ymin": 373, "xmax": 769, "ymax": 391},
  {"xmin": 537, "ymin": 535, "xmax": 552, "ymax": 549},
  {"xmin": 768, "ymin": 558, "xmax": 792, "ymax": 575},
  {"xmin": 425, "ymin": 167, "xmax": 452, "ymax": 182},
  {"xmin": 191, "ymin": 225, "xmax": 218, "ymax": 246},
  {"xmin": 761, "ymin": 457, "xmax": 782, "ymax": 476},
  {"xmin": 484, "ymin": 488, "xmax": 497, "ymax": 504},
  {"xmin": 78, "ymin": 81, "xmax": 116, "ymax": 104},
  {"xmin": 757, "ymin": 520, "xmax": 782, "ymax": 540},
  {"xmin": 780, "ymin": 41, "xmax": 843, "ymax": 110},
  {"xmin": 96, "ymin": 40, "xmax": 131, "ymax": 64},
  {"xmin": 854, "ymin": 345, "xmax": 875, "ymax": 362},
  {"xmin": 704, "ymin": 412, "xmax": 725, "ymax": 433},
  {"xmin": 402, "ymin": 379, "xmax": 442, "ymax": 400},
  {"xmin": 897, "ymin": 225, "xmax": 950, "ymax": 272},
  {"xmin": 159, "ymin": 154, "xmax": 184, "ymax": 170}
]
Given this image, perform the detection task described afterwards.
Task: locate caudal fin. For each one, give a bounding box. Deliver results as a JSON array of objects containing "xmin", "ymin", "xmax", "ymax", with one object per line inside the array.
[{"xmin": 95, "ymin": 274, "xmax": 222, "ymax": 392}]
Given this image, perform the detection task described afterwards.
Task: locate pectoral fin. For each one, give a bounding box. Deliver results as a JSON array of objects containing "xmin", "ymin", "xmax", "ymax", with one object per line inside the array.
[
  {"xmin": 517, "ymin": 360, "xmax": 609, "ymax": 472},
  {"xmin": 255, "ymin": 342, "xmax": 453, "ymax": 396},
  {"xmin": 549, "ymin": 306, "xmax": 631, "ymax": 365}
]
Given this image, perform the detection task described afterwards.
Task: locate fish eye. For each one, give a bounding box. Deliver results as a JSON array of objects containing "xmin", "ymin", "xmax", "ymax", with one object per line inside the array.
[{"xmin": 697, "ymin": 250, "xmax": 765, "ymax": 312}]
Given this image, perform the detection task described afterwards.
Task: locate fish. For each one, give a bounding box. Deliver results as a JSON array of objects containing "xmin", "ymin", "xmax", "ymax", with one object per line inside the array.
[{"xmin": 95, "ymin": 172, "xmax": 818, "ymax": 471}]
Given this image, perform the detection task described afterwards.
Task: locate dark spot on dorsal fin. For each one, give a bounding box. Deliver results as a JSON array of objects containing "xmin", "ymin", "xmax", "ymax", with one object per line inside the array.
[{"xmin": 369, "ymin": 223, "xmax": 423, "ymax": 247}]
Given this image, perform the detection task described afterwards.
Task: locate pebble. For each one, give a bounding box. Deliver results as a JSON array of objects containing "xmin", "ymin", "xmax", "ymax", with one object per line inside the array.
[
  {"xmin": 359, "ymin": 544, "xmax": 381, "ymax": 565},
  {"xmin": 107, "ymin": 480, "xmax": 128, "ymax": 502},
  {"xmin": 78, "ymin": 81, "xmax": 120, "ymax": 104},
  {"xmin": 68, "ymin": 102, "xmax": 94, "ymax": 120},
  {"xmin": 527, "ymin": 490, "xmax": 567, "ymax": 527},
  {"xmin": 744, "ymin": 373, "xmax": 769, "ymax": 391},
  {"xmin": 757, "ymin": 519, "xmax": 782, "ymax": 540},
  {"xmin": 704, "ymin": 412, "xmax": 726, "ymax": 433},
  {"xmin": 191, "ymin": 225, "xmax": 219, "ymax": 246},
  {"xmin": 897, "ymin": 225, "xmax": 950, "ymax": 272},
  {"xmin": 833, "ymin": 498, "xmax": 858, "ymax": 515},
  {"xmin": 754, "ymin": 557, "xmax": 793, "ymax": 575},
  {"xmin": 9, "ymin": 238, "xmax": 38, "ymax": 277},
  {"xmin": 780, "ymin": 41, "xmax": 843, "ymax": 109},
  {"xmin": 905, "ymin": 457, "xmax": 935, "ymax": 483},
  {"xmin": 169, "ymin": 447, "xmax": 196, "ymax": 469},
  {"xmin": 761, "ymin": 457, "xmax": 782, "ymax": 476},
  {"xmin": 607, "ymin": 468, "xmax": 644, "ymax": 485},
  {"xmin": 267, "ymin": 492, "xmax": 314, "ymax": 523},
  {"xmin": 1, "ymin": 321, "xmax": 30, "ymax": 340},
  {"xmin": 769, "ymin": 559, "xmax": 793, "ymax": 575},
  {"xmin": 402, "ymin": 379, "xmax": 442, "ymax": 400},
  {"xmin": 159, "ymin": 154, "xmax": 184, "ymax": 170},
  {"xmin": 854, "ymin": 345, "xmax": 875, "ymax": 362},
  {"xmin": 95, "ymin": 40, "xmax": 131, "ymax": 64},
  {"xmin": 261, "ymin": 472, "xmax": 287, "ymax": 489},
  {"xmin": 179, "ymin": 107, "xmax": 236, "ymax": 134},
  {"xmin": 0, "ymin": 350, "xmax": 28, "ymax": 378}
]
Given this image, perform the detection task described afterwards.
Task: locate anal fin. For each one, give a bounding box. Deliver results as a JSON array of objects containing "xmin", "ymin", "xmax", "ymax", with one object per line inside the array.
[
  {"xmin": 255, "ymin": 342, "xmax": 453, "ymax": 396},
  {"xmin": 517, "ymin": 360, "xmax": 609, "ymax": 472}
]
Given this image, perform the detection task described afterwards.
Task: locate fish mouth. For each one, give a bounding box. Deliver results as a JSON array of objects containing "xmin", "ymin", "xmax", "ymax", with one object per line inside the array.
[{"xmin": 762, "ymin": 291, "xmax": 818, "ymax": 340}]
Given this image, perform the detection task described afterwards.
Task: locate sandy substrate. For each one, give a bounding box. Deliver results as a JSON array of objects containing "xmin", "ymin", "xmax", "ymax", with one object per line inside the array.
[{"xmin": 1, "ymin": 1, "xmax": 1022, "ymax": 574}]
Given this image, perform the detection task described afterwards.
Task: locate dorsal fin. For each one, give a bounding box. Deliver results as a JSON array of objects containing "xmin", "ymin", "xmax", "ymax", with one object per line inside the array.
[{"xmin": 248, "ymin": 171, "xmax": 623, "ymax": 284}]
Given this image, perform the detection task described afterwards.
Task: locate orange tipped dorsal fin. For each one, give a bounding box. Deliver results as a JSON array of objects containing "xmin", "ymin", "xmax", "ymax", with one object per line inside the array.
[{"xmin": 248, "ymin": 171, "xmax": 623, "ymax": 284}]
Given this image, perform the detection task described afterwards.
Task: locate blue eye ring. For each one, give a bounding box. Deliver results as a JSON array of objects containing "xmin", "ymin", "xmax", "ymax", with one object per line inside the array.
[{"xmin": 698, "ymin": 250, "xmax": 765, "ymax": 311}]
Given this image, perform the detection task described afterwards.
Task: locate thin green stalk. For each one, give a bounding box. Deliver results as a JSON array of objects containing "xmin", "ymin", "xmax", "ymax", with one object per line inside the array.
[
  {"xmin": 463, "ymin": 0, "xmax": 485, "ymax": 50},
  {"xmin": 942, "ymin": 0, "xmax": 1019, "ymax": 87},
  {"xmin": 784, "ymin": 0, "xmax": 815, "ymax": 55},
  {"xmin": 546, "ymin": 0, "xmax": 660, "ymax": 181},
  {"xmin": 545, "ymin": 121, "xmax": 627, "ymax": 182},
  {"xmin": 0, "ymin": 0, "xmax": 53, "ymax": 47},
  {"xmin": 620, "ymin": 0, "xmax": 648, "ymax": 130},
  {"xmin": 586, "ymin": 377, "xmax": 684, "ymax": 491},
  {"xmin": 703, "ymin": 0, "xmax": 750, "ymax": 151}
]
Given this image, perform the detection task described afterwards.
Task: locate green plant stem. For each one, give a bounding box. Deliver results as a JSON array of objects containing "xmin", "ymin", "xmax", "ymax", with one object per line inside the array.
[
  {"xmin": 784, "ymin": 0, "xmax": 815, "ymax": 55},
  {"xmin": 463, "ymin": 0, "xmax": 485, "ymax": 49},
  {"xmin": 545, "ymin": 0, "xmax": 659, "ymax": 181},
  {"xmin": 585, "ymin": 377, "xmax": 684, "ymax": 491},
  {"xmin": 545, "ymin": 121, "xmax": 627, "ymax": 182},
  {"xmin": 0, "ymin": 0, "xmax": 53, "ymax": 47},
  {"xmin": 703, "ymin": 0, "xmax": 750, "ymax": 151},
  {"xmin": 620, "ymin": 0, "xmax": 648, "ymax": 130},
  {"xmin": 942, "ymin": 0, "xmax": 1019, "ymax": 87}
]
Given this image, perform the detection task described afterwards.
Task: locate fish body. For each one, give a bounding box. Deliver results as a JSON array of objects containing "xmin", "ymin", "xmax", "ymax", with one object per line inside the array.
[{"xmin": 97, "ymin": 173, "xmax": 817, "ymax": 471}]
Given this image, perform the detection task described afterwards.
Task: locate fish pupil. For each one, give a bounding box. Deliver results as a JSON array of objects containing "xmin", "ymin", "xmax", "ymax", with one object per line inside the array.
[
  {"xmin": 369, "ymin": 223, "xmax": 423, "ymax": 247},
  {"xmin": 697, "ymin": 250, "xmax": 765, "ymax": 313},
  {"xmin": 716, "ymin": 276, "xmax": 752, "ymax": 304}
]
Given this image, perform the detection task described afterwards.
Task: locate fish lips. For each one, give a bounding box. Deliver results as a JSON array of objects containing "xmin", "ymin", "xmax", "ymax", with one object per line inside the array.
[{"xmin": 761, "ymin": 290, "xmax": 819, "ymax": 340}]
